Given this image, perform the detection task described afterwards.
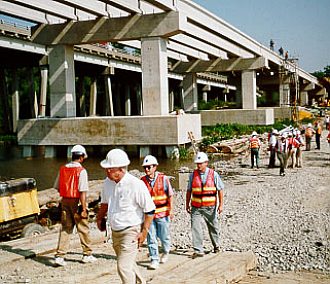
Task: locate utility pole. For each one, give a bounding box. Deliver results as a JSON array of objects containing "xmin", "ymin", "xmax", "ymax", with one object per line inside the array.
[{"xmin": 288, "ymin": 58, "xmax": 299, "ymax": 123}]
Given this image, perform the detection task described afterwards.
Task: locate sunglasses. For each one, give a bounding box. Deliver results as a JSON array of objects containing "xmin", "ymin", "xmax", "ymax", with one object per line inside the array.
[{"xmin": 143, "ymin": 165, "xmax": 154, "ymax": 170}]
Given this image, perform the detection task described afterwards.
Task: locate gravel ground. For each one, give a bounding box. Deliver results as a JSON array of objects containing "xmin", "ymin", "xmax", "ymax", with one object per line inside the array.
[
  {"xmin": 171, "ymin": 132, "xmax": 330, "ymax": 274},
  {"xmin": 0, "ymin": 132, "xmax": 329, "ymax": 283}
]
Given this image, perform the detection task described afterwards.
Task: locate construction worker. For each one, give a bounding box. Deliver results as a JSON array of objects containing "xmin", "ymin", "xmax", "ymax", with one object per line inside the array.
[
  {"xmin": 141, "ymin": 155, "xmax": 174, "ymax": 270},
  {"xmin": 286, "ymin": 132, "xmax": 300, "ymax": 168},
  {"xmin": 275, "ymin": 133, "xmax": 288, "ymax": 176},
  {"xmin": 54, "ymin": 145, "xmax": 97, "ymax": 266},
  {"xmin": 268, "ymin": 129, "xmax": 278, "ymax": 168},
  {"xmin": 314, "ymin": 121, "xmax": 322, "ymax": 150},
  {"xmin": 97, "ymin": 149, "xmax": 155, "ymax": 284},
  {"xmin": 249, "ymin": 131, "xmax": 261, "ymax": 169},
  {"xmin": 295, "ymin": 130, "xmax": 305, "ymax": 168},
  {"xmin": 304, "ymin": 123, "xmax": 315, "ymax": 151},
  {"xmin": 186, "ymin": 152, "xmax": 224, "ymax": 257}
]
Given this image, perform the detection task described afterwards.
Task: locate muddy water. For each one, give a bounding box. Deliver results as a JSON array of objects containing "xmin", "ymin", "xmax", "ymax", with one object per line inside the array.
[{"xmin": 0, "ymin": 145, "xmax": 199, "ymax": 191}]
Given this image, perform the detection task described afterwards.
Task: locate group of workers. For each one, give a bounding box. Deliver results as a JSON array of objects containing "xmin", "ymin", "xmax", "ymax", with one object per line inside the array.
[
  {"xmin": 53, "ymin": 146, "xmax": 224, "ymax": 284},
  {"xmin": 249, "ymin": 120, "xmax": 326, "ymax": 176}
]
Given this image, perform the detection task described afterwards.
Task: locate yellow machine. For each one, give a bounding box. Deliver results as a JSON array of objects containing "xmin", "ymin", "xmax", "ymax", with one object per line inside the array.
[{"xmin": 0, "ymin": 178, "xmax": 45, "ymax": 238}]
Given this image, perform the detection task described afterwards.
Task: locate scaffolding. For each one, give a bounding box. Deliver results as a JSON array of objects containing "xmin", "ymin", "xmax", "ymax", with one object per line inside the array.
[{"xmin": 280, "ymin": 57, "xmax": 300, "ymax": 123}]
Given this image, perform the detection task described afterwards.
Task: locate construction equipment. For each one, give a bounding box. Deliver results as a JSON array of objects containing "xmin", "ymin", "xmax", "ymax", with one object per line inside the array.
[{"xmin": 0, "ymin": 178, "xmax": 45, "ymax": 239}]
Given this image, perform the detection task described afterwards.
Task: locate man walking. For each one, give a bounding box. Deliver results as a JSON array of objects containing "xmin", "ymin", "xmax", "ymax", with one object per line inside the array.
[
  {"xmin": 141, "ymin": 155, "xmax": 174, "ymax": 270},
  {"xmin": 186, "ymin": 152, "xmax": 224, "ymax": 257},
  {"xmin": 97, "ymin": 149, "xmax": 155, "ymax": 284},
  {"xmin": 54, "ymin": 145, "xmax": 96, "ymax": 266},
  {"xmin": 249, "ymin": 131, "xmax": 261, "ymax": 168}
]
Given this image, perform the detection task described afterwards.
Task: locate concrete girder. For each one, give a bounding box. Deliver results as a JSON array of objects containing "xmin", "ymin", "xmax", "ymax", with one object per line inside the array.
[
  {"xmin": 141, "ymin": 0, "xmax": 176, "ymax": 11},
  {"xmin": 0, "ymin": 36, "xmax": 46, "ymax": 55},
  {"xmin": 172, "ymin": 57, "xmax": 268, "ymax": 73},
  {"xmin": 184, "ymin": 22, "xmax": 251, "ymax": 58},
  {"xmin": 31, "ymin": 11, "xmax": 184, "ymax": 45},
  {"xmin": 52, "ymin": 0, "xmax": 112, "ymax": 17},
  {"xmin": 121, "ymin": 39, "xmax": 207, "ymax": 61},
  {"xmin": 1, "ymin": 0, "xmax": 95, "ymax": 22},
  {"xmin": 171, "ymin": 33, "xmax": 228, "ymax": 59},
  {"xmin": 0, "ymin": 1, "xmax": 66, "ymax": 24},
  {"xmin": 102, "ymin": 0, "xmax": 141, "ymax": 14}
]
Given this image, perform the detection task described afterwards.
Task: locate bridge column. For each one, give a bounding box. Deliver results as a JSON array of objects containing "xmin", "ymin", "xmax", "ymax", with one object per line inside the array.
[
  {"xmin": 125, "ymin": 84, "xmax": 131, "ymax": 116},
  {"xmin": 182, "ymin": 73, "xmax": 198, "ymax": 111},
  {"xmin": 105, "ymin": 75, "xmax": 114, "ymax": 116},
  {"xmin": 300, "ymin": 91, "xmax": 308, "ymax": 106},
  {"xmin": 141, "ymin": 37, "xmax": 169, "ymax": 115},
  {"xmin": 49, "ymin": 45, "xmax": 76, "ymax": 117},
  {"xmin": 89, "ymin": 79, "xmax": 97, "ymax": 116},
  {"xmin": 279, "ymin": 83, "xmax": 290, "ymax": 107},
  {"xmin": 39, "ymin": 65, "xmax": 48, "ymax": 117},
  {"xmin": 202, "ymin": 85, "xmax": 211, "ymax": 102},
  {"xmin": 241, "ymin": 70, "xmax": 257, "ymax": 109}
]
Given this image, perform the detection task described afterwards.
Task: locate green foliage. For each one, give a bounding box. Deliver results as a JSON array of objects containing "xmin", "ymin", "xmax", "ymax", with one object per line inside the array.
[
  {"xmin": 312, "ymin": 65, "xmax": 330, "ymax": 78},
  {"xmin": 178, "ymin": 146, "xmax": 189, "ymax": 160},
  {"xmin": 0, "ymin": 134, "xmax": 17, "ymax": 143}
]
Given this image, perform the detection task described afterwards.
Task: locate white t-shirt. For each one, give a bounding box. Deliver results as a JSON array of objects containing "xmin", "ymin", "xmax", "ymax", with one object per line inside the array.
[{"xmin": 101, "ymin": 172, "xmax": 156, "ymax": 231}]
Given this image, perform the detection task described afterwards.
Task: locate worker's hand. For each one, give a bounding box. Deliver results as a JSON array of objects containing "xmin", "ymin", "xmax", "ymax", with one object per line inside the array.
[
  {"xmin": 186, "ymin": 204, "xmax": 191, "ymax": 214},
  {"xmin": 97, "ymin": 218, "xmax": 106, "ymax": 232},
  {"xmin": 217, "ymin": 204, "xmax": 223, "ymax": 215},
  {"xmin": 137, "ymin": 228, "xmax": 148, "ymax": 248},
  {"xmin": 80, "ymin": 209, "xmax": 88, "ymax": 219},
  {"xmin": 169, "ymin": 211, "xmax": 174, "ymax": 221}
]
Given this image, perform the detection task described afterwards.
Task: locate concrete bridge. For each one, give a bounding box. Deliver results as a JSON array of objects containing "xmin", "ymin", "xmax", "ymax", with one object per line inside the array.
[{"xmin": 0, "ymin": 0, "xmax": 326, "ymax": 158}]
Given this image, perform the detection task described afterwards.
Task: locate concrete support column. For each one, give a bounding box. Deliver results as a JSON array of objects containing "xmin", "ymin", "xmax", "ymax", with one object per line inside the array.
[
  {"xmin": 202, "ymin": 84, "xmax": 211, "ymax": 102},
  {"xmin": 139, "ymin": 146, "xmax": 151, "ymax": 158},
  {"xmin": 182, "ymin": 73, "xmax": 198, "ymax": 111},
  {"xmin": 125, "ymin": 85, "xmax": 131, "ymax": 116},
  {"xmin": 169, "ymin": 90, "xmax": 175, "ymax": 113},
  {"xmin": 105, "ymin": 75, "xmax": 114, "ymax": 116},
  {"xmin": 11, "ymin": 71, "xmax": 19, "ymax": 133},
  {"xmin": 49, "ymin": 45, "xmax": 76, "ymax": 117},
  {"xmin": 67, "ymin": 146, "xmax": 73, "ymax": 159},
  {"xmin": 241, "ymin": 70, "xmax": 257, "ymax": 109},
  {"xmin": 89, "ymin": 79, "xmax": 97, "ymax": 116},
  {"xmin": 23, "ymin": 146, "xmax": 33, "ymax": 158},
  {"xmin": 44, "ymin": 146, "xmax": 56, "ymax": 158},
  {"xmin": 39, "ymin": 65, "xmax": 48, "ymax": 117},
  {"xmin": 300, "ymin": 91, "xmax": 308, "ymax": 106},
  {"xmin": 141, "ymin": 37, "xmax": 169, "ymax": 115},
  {"xmin": 279, "ymin": 83, "xmax": 290, "ymax": 107}
]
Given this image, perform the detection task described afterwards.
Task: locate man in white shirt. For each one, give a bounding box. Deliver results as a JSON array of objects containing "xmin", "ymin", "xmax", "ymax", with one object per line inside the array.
[{"xmin": 97, "ymin": 149, "xmax": 155, "ymax": 284}]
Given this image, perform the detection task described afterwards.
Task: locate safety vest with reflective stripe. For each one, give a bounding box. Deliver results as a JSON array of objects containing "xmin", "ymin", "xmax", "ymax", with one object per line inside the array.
[
  {"xmin": 191, "ymin": 169, "xmax": 217, "ymax": 207},
  {"xmin": 141, "ymin": 173, "xmax": 170, "ymax": 219},
  {"xmin": 249, "ymin": 137, "xmax": 260, "ymax": 149},
  {"xmin": 59, "ymin": 166, "xmax": 84, "ymax": 198}
]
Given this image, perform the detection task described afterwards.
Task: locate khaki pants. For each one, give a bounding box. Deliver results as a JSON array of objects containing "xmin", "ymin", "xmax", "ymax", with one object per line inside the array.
[
  {"xmin": 112, "ymin": 225, "xmax": 146, "ymax": 284},
  {"xmin": 56, "ymin": 198, "xmax": 92, "ymax": 257}
]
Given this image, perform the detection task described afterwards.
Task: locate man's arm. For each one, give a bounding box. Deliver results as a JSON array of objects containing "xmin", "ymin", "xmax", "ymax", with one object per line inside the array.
[
  {"xmin": 217, "ymin": 190, "xmax": 224, "ymax": 214},
  {"xmin": 96, "ymin": 203, "xmax": 108, "ymax": 231},
  {"xmin": 137, "ymin": 212, "xmax": 154, "ymax": 247},
  {"xmin": 186, "ymin": 191, "xmax": 192, "ymax": 213},
  {"xmin": 79, "ymin": 191, "xmax": 88, "ymax": 219}
]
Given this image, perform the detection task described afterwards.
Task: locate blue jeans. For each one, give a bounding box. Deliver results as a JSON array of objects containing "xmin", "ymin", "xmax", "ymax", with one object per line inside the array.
[
  {"xmin": 191, "ymin": 206, "xmax": 220, "ymax": 253},
  {"xmin": 147, "ymin": 216, "xmax": 171, "ymax": 261}
]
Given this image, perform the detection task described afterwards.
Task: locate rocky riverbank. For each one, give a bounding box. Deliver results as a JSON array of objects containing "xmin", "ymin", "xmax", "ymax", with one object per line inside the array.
[{"xmin": 170, "ymin": 133, "xmax": 329, "ymax": 274}]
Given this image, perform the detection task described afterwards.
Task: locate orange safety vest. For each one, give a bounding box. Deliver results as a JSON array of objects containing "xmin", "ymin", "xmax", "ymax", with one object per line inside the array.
[
  {"xmin": 249, "ymin": 137, "xmax": 259, "ymax": 149},
  {"xmin": 305, "ymin": 127, "xmax": 313, "ymax": 138},
  {"xmin": 141, "ymin": 173, "xmax": 170, "ymax": 219},
  {"xmin": 59, "ymin": 166, "xmax": 84, "ymax": 198},
  {"xmin": 191, "ymin": 169, "xmax": 217, "ymax": 208}
]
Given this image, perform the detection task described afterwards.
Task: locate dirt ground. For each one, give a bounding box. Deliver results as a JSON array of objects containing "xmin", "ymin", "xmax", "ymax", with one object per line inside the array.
[{"xmin": 0, "ymin": 131, "xmax": 329, "ymax": 283}]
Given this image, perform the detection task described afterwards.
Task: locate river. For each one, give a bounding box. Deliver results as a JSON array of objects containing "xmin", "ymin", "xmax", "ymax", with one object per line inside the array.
[{"xmin": 0, "ymin": 145, "xmax": 197, "ymax": 191}]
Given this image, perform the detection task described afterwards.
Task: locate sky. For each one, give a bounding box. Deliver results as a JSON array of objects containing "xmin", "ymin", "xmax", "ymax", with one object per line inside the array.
[{"xmin": 193, "ymin": 0, "xmax": 330, "ymax": 73}]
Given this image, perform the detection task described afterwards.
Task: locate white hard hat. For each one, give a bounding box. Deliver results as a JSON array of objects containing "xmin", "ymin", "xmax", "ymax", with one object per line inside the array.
[
  {"xmin": 272, "ymin": 129, "xmax": 279, "ymax": 135},
  {"xmin": 100, "ymin": 148, "xmax": 130, "ymax": 168},
  {"xmin": 251, "ymin": 131, "xmax": 258, "ymax": 136},
  {"xmin": 296, "ymin": 130, "xmax": 301, "ymax": 135},
  {"xmin": 71, "ymin": 144, "xmax": 87, "ymax": 158},
  {"xmin": 142, "ymin": 155, "xmax": 158, "ymax": 166},
  {"xmin": 281, "ymin": 133, "xmax": 288, "ymax": 138},
  {"xmin": 194, "ymin": 152, "xmax": 209, "ymax": 163}
]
